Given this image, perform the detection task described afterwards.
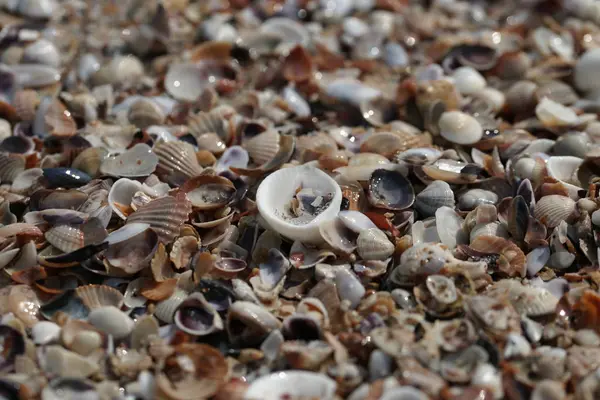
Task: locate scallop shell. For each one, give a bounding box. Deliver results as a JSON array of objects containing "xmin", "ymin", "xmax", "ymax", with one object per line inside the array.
[
  {"xmin": 533, "ymin": 195, "xmax": 578, "ymax": 228},
  {"xmin": 438, "ymin": 111, "xmax": 483, "ymax": 145},
  {"xmin": 243, "ymin": 129, "xmax": 280, "ymax": 166},
  {"xmin": 356, "ymin": 228, "xmax": 394, "ymax": 261},
  {"xmin": 45, "ymin": 219, "xmax": 108, "ymax": 253},
  {"xmin": 188, "ymin": 109, "xmax": 232, "ymax": 143},
  {"xmin": 100, "ymin": 144, "xmax": 159, "ymax": 178},
  {"xmin": 75, "ymin": 285, "xmax": 125, "ymax": 310},
  {"xmin": 0, "ymin": 152, "xmax": 25, "ymax": 183},
  {"xmin": 415, "ymin": 180, "xmax": 455, "ymax": 218},
  {"xmin": 153, "ymin": 141, "xmax": 204, "ymax": 183},
  {"xmin": 126, "ymin": 193, "xmax": 193, "ymax": 243}
]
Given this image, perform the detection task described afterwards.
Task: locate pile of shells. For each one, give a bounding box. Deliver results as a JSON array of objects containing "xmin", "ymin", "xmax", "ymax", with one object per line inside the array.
[{"xmin": 4, "ymin": 0, "xmax": 600, "ymax": 399}]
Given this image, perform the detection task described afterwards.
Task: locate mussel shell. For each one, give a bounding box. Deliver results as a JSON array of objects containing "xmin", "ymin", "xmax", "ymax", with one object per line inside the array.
[{"xmin": 42, "ymin": 168, "xmax": 92, "ymax": 189}]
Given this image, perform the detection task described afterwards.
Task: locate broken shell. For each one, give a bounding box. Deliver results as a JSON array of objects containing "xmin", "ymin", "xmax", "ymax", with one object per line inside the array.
[
  {"xmin": 546, "ymin": 156, "xmax": 583, "ymax": 200},
  {"xmin": 257, "ymin": 166, "xmax": 342, "ymax": 243},
  {"xmin": 174, "ymin": 293, "xmax": 223, "ymax": 336},
  {"xmin": 99, "ymin": 144, "xmax": 159, "ymax": 178},
  {"xmin": 180, "ymin": 175, "xmax": 236, "ymax": 210}
]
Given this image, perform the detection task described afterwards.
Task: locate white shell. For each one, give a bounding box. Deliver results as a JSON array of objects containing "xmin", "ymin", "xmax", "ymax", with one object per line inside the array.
[
  {"xmin": 11, "ymin": 167, "xmax": 43, "ymax": 194},
  {"xmin": 356, "ymin": 228, "xmax": 394, "ymax": 260},
  {"xmin": 164, "ymin": 63, "xmax": 206, "ymax": 102},
  {"xmin": 260, "ymin": 17, "xmax": 311, "ymax": 47},
  {"xmin": 22, "ymin": 39, "xmax": 60, "ymax": 67},
  {"xmin": 245, "ymin": 371, "xmax": 336, "ymax": 400},
  {"xmin": 574, "ymin": 48, "xmax": 600, "ymax": 93},
  {"xmin": 106, "ymin": 223, "xmax": 150, "ymax": 245},
  {"xmin": 18, "ymin": 0, "xmax": 56, "ymax": 19},
  {"xmin": 108, "ymin": 178, "xmax": 143, "ymax": 220},
  {"xmin": 324, "ymin": 79, "xmax": 382, "ymax": 107},
  {"xmin": 338, "ymin": 210, "xmax": 377, "ymax": 233},
  {"xmin": 546, "ymin": 155, "xmax": 584, "ymax": 199},
  {"xmin": 535, "ymin": 97, "xmax": 579, "ymax": 127},
  {"xmin": 256, "ymin": 166, "xmax": 342, "ymax": 243},
  {"xmin": 100, "ymin": 144, "xmax": 159, "ymax": 178},
  {"xmin": 435, "ymin": 206, "xmax": 466, "ymax": 249},
  {"xmin": 88, "ymin": 306, "xmax": 134, "ymax": 339},
  {"xmin": 438, "ymin": 111, "xmax": 483, "ymax": 145},
  {"xmin": 473, "ymin": 87, "xmax": 505, "ymax": 112},
  {"xmin": 452, "ymin": 66, "xmax": 486, "ymax": 95},
  {"xmin": 10, "ymin": 64, "xmax": 60, "ymax": 88},
  {"xmin": 31, "ymin": 321, "xmax": 60, "ymax": 345}
]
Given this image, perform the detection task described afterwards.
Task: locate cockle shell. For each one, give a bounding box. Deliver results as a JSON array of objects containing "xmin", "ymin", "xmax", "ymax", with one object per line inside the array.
[
  {"xmin": 0, "ymin": 152, "xmax": 25, "ymax": 183},
  {"xmin": 127, "ymin": 98, "xmax": 166, "ymax": 129},
  {"xmin": 75, "ymin": 285, "xmax": 124, "ymax": 310},
  {"xmin": 533, "ymin": 195, "xmax": 578, "ymax": 228},
  {"xmin": 438, "ymin": 111, "xmax": 483, "ymax": 145},
  {"xmin": 243, "ymin": 129, "xmax": 280, "ymax": 166},
  {"xmin": 153, "ymin": 141, "xmax": 204, "ymax": 183},
  {"xmin": 415, "ymin": 180, "xmax": 455, "ymax": 217}
]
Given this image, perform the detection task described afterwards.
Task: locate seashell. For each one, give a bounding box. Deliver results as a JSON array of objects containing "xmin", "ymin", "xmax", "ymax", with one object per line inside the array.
[
  {"xmin": 0, "ymin": 325, "xmax": 24, "ymax": 372},
  {"xmin": 243, "ymin": 129, "xmax": 280, "ymax": 166},
  {"xmin": 45, "ymin": 219, "xmax": 107, "ymax": 253},
  {"xmin": 245, "ymin": 371, "xmax": 336, "ymax": 400},
  {"xmin": 105, "ymin": 226, "xmax": 158, "ymax": 274},
  {"xmin": 215, "ymin": 145, "xmax": 249, "ymax": 173},
  {"xmin": 39, "ymin": 289, "xmax": 88, "ymax": 321},
  {"xmin": 260, "ymin": 17, "xmax": 310, "ymax": 47},
  {"xmin": 154, "ymin": 288, "xmax": 187, "ymax": 324},
  {"xmin": 10, "ymin": 64, "xmax": 61, "ymax": 88},
  {"xmin": 535, "ymin": 97, "xmax": 578, "ymax": 127},
  {"xmin": 360, "ymin": 96, "xmax": 398, "ymax": 127},
  {"xmin": 153, "ymin": 141, "xmax": 204, "ymax": 184},
  {"xmin": 165, "ymin": 61, "xmax": 240, "ymax": 102},
  {"xmin": 323, "ymin": 78, "xmax": 382, "ymax": 108},
  {"xmin": 282, "ymin": 45, "xmax": 313, "ymax": 82},
  {"xmin": 44, "ymin": 99, "xmax": 77, "ymax": 137},
  {"xmin": 533, "ymin": 195, "xmax": 578, "ymax": 228},
  {"xmin": 31, "ymin": 321, "xmax": 60, "ymax": 345},
  {"xmin": 334, "ymin": 268, "xmax": 365, "ymax": 309},
  {"xmin": 42, "ymin": 168, "xmax": 92, "ymax": 189},
  {"xmin": 282, "ymin": 85, "xmax": 310, "ymax": 118},
  {"xmin": 356, "ymin": 228, "xmax": 393, "ymax": 261},
  {"xmin": 174, "ymin": 293, "xmax": 223, "ymax": 336},
  {"xmin": 130, "ymin": 314, "xmax": 159, "ymax": 350},
  {"xmin": 452, "ymin": 66, "xmax": 486, "ymax": 95},
  {"xmin": 100, "ymin": 144, "xmax": 158, "ymax": 178},
  {"xmin": 126, "ymin": 193, "xmax": 193, "ymax": 243},
  {"xmin": 226, "ymin": 301, "xmax": 281, "ymax": 346},
  {"xmin": 546, "ymin": 156, "xmax": 583, "ymax": 200},
  {"xmin": 368, "ymin": 169, "xmax": 414, "ymax": 210},
  {"xmin": 155, "ymin": 343, "xmax": 228, "ymax": 400},
  {"xmin": 470, "ymin": 222, "xmax": 509, "ymax": 242},
  {"xmin": 434, "ymin": 206, "xmax": 467, "ymax": 249},
  {"xmin": 180, "ymin": 174, "xmax": 236, "ymax": 210},
  {"xmin": 107, "ymin": 178, "xmax": 144, "ymax": 220},
  {"xmin": 88, "ymin": 306, "xmax": 134, "ymax": 339},
  {"xmin": 384, "ymin": 42, "xmax": 409, "ymax": 68},
  {"xmin": 91, "ymin": 56, "xmax": 144, "ymax": 87},
  {"xmin": 458, "ymin": 189, "xmax": 498, "ymax": 211},
  {"xmin": 360, "ymin": 131, "xmax": 432, "ymax": 158},
  {"xmin": 380, "ymin": 387, "xmax": 429, "ymax": 400},
  {"xmin": 415, "ymin": 180, "xmax": 455, "ymax": 218},
  {"xmin": 169, "ymin": 236, "xmax": 199, "ymax": 269},
  {"xmin": 257, "ymin": 166, "xmax": 342, "ymax": 243},
  {"xmin": 11, "ymin": 167, "xmax": 43, "ymax": 195},
  {"xmin": 487, "ymin": 280, "xmax": 558, "ymax": 317},
  {"xmin": 13, "ymin": 89, "xmax": 39, "ymax": 122},
  {"xmin": 574, "ymin": 48, "xmax": 600, "ymax": 93},
  {"xmin": 74, "ymin": 285, "xmax": 124, "ymax": 310},
  {"xmin": 41, "ymin": 378, "xmax": 99, "ymax": 400},
  {"xmin": 71, "ymin": 147, "xmax": 108, "ymax": 178},
  {"xmin": 42, "ymin": 345, "xmax": 99, "ymax": 378},
  {"xmin": 438, "ymin": 111, "xmax": 483, "ymax": 145},
  {"xmin": 125, "ymin": 99, "xmax": 164, "ymax": 129},
  {"xmin": 338, "ymin": 210, "xmax": 377, "ymax": 233},
  {"xmin": 470, "ymin": 235, "xmax": 526, "ymax": 277},
  {"xmin": 195, "ymin": 133, "xmax": 227, "ymax": 154},
  {"xmin": 0, "ymin": 152, "xmax": 25, "ymax": 183}
]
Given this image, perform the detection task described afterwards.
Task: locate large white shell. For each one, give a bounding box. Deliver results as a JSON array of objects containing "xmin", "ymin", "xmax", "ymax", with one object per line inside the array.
[
  {"xmin": 22, "ymin": 39, "xmax": 60, "ymax": 67},
  {"xmin": 108, "ymin": 178, "xmax": 143, "ymax": 220},
  {"xmin": 88, "ymin": 306, "xmax": 134, "ymax": 339},
  {"xmin": 256, "ymin": 166, "xmax": 342, "ymax": 243},
  {"xmin": 535, "ymin": 97, "xmax": 579, "ymax": 127},
  {"xmin": 435, "ymin": 206, "xmax": 467, "ymax": 249},
  {"xmin": 452, "ymin": 66, "xmax": 486, "ymax": 95},
  {"xmin": 100, "ymin": 144, "xmax": 158, "ymax": 178},
  {"xmin": 245, "ymin": 371, "xmax": 336, "ymax": 400},
  {"xmin": 164, "ymin": 63, "xmax": 207, "ymax": 102},
  {"xmin": 546, "ymin": 155, "xmax": 583, "ymax": 199},
  {"xmin": 438, "ymin": 111, "xmax": 483, "ymax": 145}
]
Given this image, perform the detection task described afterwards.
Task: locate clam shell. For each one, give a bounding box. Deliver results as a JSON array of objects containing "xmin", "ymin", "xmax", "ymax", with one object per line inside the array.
[
  {"xmin": 243, "ymin": 129, "xmax": 280, "ymax": 166},
  {"xmin": 438, "ymin": 111, "xmax": 483, "ymax": 145},
  {"xmin": 535, "ymin": 97, "xmax": 578, "ymax": 127},
  {"xmin": 44, "ymin": 99, "xmax": 77, "ymax": 137},
  {"xmin": 546, "ymin": 156, "xmax": 583, "ymax": 200},
  {"xmin": 74, "ymin": 285, "xmax": 124, "ymax": 310},
  {"xmin": 356, "ymin": 228, "xmax": 394, "ymax": 261},
  {"xmin": 174, "ymin": 292, "xmax": 223, "ymax": 336},
  {"xmin": 257, "ymin": 166, "xmax": 342, "ymax": 243},
  {"xmin": 126, "ymin": 193, "xmax": 193, "ymax": 243},
  {"xmin": 487, "ymin": 280, "xmax": 558, "ymax": 317},
  {"xmin": 13, "ymin": 89, "xmax": 39, "ymax": 121},
  {"xmin": 180, "ymin": 174, "xmax": 236, "ymax": 210},
  {"xmin": 105, "ymin": 227, "xmax": 158, "ymax": 274},
  {"xmin": 245, "ymin": 371, "xmax": 336, "ymax": 400},
  {"xmin": 45, "ymin": 219, "xmax": 107, "ymax": 253},
  {"xmin": 415, "ymin": 180, "xmax": 455, "ymax": 218},
  {"xmin": 226, "ymin": 301, "xmax": 282, "ymax": 346},
  {"xmin": 11, "ymin": 167, "xmax": 43, "ymax": 195},
  {"xmin": 154, "ymin": 141, "xmax": 204, "ymax": 183},
  {"xmin": 0, "ymin": 152, "xmax": 25, "ymax": 183},
  {"xmin": 100, "ymin": 144, "xmax": 159, "ymax": 178},
  {"xmin": 88, "ymin": 306, "xmax": 134, "ymax": 340},
  {"xmin": 368, "ymin": 168, "xmax": 415, "ymax": 210},
  {"xmin": 533, "ymin": 195, "xmax": 578, "ymax": 228},
  {"xmin": 452, "ymin": 66, "xmax": 486, "ymax": 95}
]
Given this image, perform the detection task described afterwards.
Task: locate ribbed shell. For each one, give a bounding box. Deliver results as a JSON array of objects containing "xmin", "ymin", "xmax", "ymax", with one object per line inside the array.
[
  {"xmin": 75, "ymin": 284, "xmax": 125, "ymax": 310},
  {"xmin": 154, "ymin": 288, "xmax": 188, "ymax": 323},
  {"xmin": 470, "ymin": 222, "xmax": 509, "ymax": 242},
  {"xmin": 127, "ymin": 98, "xmax": 165, "ymax": 129},
  {"xmin": 415, "ymin": 180, "xmax": 455, "ymax": 217},
  {"xmin": 13, "ymin": 89, "xmax": 39, "ymax": 121},
  {"xmin": 243, "ymin": 130, "xmax": 280, "ymax": 166},
  {"xmin": 533, "ymin": 195, "xmax": 577, "ymax": 228},
  {"xmin": 44, "ymin": 219, "xmax": 107, "ymax": 253},
  {"xmin": 153, "ymin": 141, "xmax": 204, "ymax": 181},
  {"xmin": 0, "ymin": 152, "xmax": 25, "ymax": 183},
  {"xmin": 356, "ymin": 228, "xmax": 394, "ymax": 261},
  {"xmin": 188, "ymin": 109, "xmax": 231, "ymax": 142},
  {"xmin": 470, "ymin": 235, "xmax": 526, "ymax": 277},
  {"xmin": 487, "ymin": 280, "xmax": 557, "ymax": 317},
  {"xmin": 126, "ymin": 193, "xmax": 193, "ymax": 243},
  {"xmin": 360, "ymin": 131, "xmax": 432, "ymax": 158}
]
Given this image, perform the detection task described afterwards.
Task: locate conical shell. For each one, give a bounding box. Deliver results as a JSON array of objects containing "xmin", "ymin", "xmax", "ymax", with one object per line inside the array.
[
  {"xmin": 153, "ymin": 141, "xmax": 204, "ymax": 181},
  {"xmin": 533, "ymin": 195, "xmax": 578, "ymax": 228},
  {"xmin": 356, "ymin": 228, "xmax": 394, "ymax": 261},
  {"xmin": 415, "ymin": 180, "xmax": 455, "ymax": 218},
  {"xmin": 0, "ymin": 152, "xmax": 25, "ymax": 183},
  {"xmin": 243, "ymin": 130, "xmax": 280, "ymax": 166},
  {"xmin": 126, "ymin": 193, "xmax": 193, "ymax": 243},
  {"xmin": 75, "ymin": 284, "xmax": 125, "ymax": 310}
]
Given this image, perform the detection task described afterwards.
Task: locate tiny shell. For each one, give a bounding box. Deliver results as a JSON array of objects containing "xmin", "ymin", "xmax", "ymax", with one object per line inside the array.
[{"xmin": 438, "ymin": 111, "xmax": 483, "ymax": 145}]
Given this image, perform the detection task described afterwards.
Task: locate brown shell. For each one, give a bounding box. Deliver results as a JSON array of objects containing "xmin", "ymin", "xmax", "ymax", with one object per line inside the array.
[
  {"xmin": 360, "ymin": 131, "xmax": 432, "ymax": 158},
  {"xmin": 140, "ymin": 278, "xmax": 178, "ymax": 301},
  {"xmin": 44, "ymin": 99, "xmax": 77, "ymax": 137},
  {"xmin": 282, "ymin": 45, "xmax": 313, "ymax": 83},
  {"xmin": 75, "ymin": 284, "xmax": 125, "ymax": 309},
  {"xmin": 151, "ymin": 243, "xmax": 176, "ymax": 281},
  {"xmin": 126, "ymin": 193, "xmax": 193, "ymax": 243},
  {"xmin": 470, "ymin": 235, "xmax": 526, "ymax": 278},
  {"xmin": 13, "ymin": 89, "xmax": 40, "ymax": 121}
]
